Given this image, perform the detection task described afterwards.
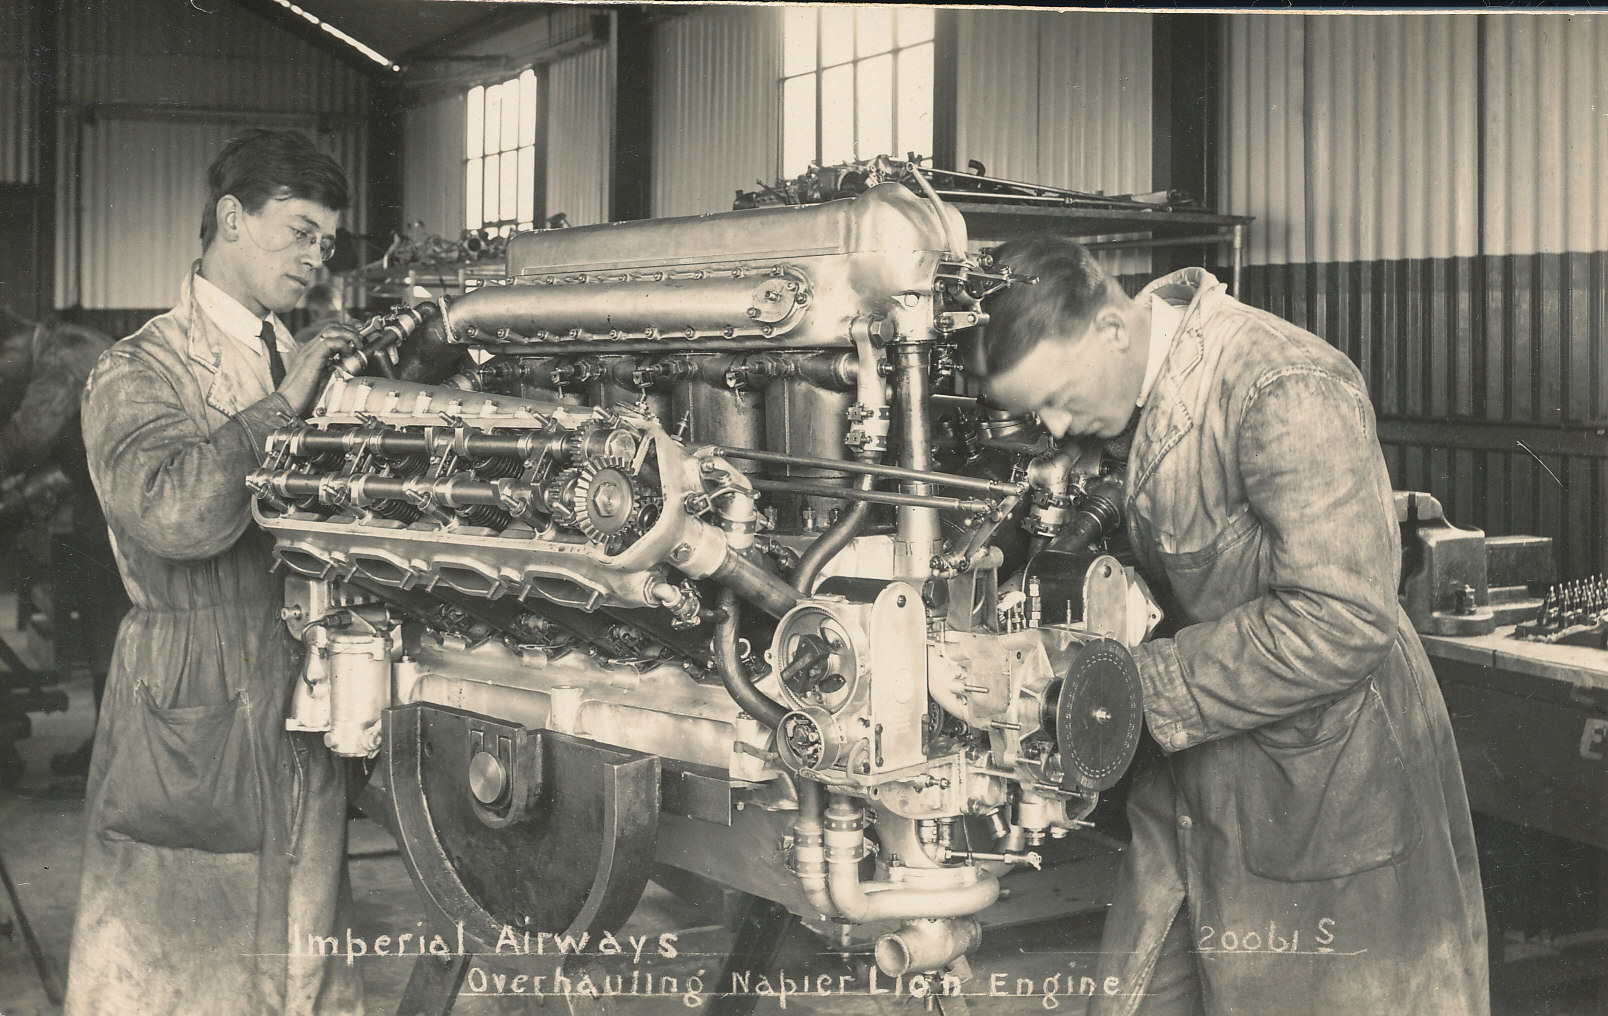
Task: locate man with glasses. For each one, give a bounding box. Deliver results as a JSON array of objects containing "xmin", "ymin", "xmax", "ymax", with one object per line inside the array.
[{"xmin": 66, "ymin": 129, "xmax": 364, "ymax": 1016}]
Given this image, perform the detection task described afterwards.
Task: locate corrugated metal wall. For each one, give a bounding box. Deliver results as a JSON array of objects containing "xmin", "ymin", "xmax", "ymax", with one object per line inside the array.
[
  {"xmin": 54, "ymin": 0, "xmax": 371, "ymax": 310},
  {"xmin": 0, "ymin": 0, "xmax": 39, "ymax": 183},
  {"xmin": 651, "ymin": 7, "xmax": 780, "ymax": 218},
  {"xmin": 75, "ymin": 120, "xmax": 250, "ymax": 309},
  {"xmin": 1222, "ymin": 14, "xmax": 1481, "ymax": 266},
  {"xmin": 56, "ymin": 1, "xmax": 368, "ymax": 114},
  {"xmin": 1219, "ymin": 15, "xmax": 1305, "ymax": 267},
  {"xmin": 955, "ymin": 11, "xmax": 1151, "ymax": 198},
  {"xmin": 1241, "ymin": 252, "xmax": 1608, "ymax": 578},
  {"xmin": 955, "ymin": 10, "xmax": 1152, "ymax": 273},
  {"xmin": 402, "ymin": 92, "xmax": 467, "ymax": 239},
  {"xmin": 953, "ymin": 11, "xmax": 1039, "ymax": 185},
  {"xmin": 401, "ymin": 27, "xmax": 608, "ymax": 238},
  {"xmin": 1482, "ymin": 14, "xmax": 1608, "ymax": 257},
  {"xmin": 65, "ymin": 116, "xmax": 365, "ymax": 311},
  {"xmin": 1220, "ymin": 13, "xmax": 1608, "ymax": 266},
  {"xmin": 1224, "ymin": 12, "xmax": 1608, "ymax": 577},
  {"xmin": 546, "ymin": 47, "xmax": 611, "ymax": 227}
]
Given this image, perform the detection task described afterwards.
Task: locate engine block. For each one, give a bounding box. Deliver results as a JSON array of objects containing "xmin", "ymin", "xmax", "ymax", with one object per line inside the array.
[{"xmin": 250, "ymin": 169, "xmax": 1158, "ymax": 978}]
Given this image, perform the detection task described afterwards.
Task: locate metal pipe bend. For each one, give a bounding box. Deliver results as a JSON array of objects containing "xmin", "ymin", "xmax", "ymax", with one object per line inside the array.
[{"xmin": 820, "ymin": 793, "xmax": 1000, "ymax": 924}]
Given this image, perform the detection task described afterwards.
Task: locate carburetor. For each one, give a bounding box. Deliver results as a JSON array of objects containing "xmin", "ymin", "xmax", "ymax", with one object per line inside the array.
[{"xmin": 248, "ymin": 160, "xmax": 1158, "ymax": 981}]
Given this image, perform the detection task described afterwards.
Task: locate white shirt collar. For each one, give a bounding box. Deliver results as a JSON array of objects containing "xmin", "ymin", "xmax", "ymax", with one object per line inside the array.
[
  {"xmin": 192, "ymin": 269, "xmax": 293, "ymax": 362},
  {"xmin": 1137, "ymin": 293, "xmax": 1183, "ymax": 408}
]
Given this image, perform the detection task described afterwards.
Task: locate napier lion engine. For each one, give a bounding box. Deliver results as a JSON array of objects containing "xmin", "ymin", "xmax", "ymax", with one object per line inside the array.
[{"xmin": 248, "ymin": 169, "xmax": 1159, "ymax": 980}]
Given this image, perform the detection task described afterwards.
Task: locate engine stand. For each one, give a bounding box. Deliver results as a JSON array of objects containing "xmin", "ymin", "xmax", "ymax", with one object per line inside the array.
[
  {"xmin": 706, "ymin": 894, "xmax": 803, "ymax": 1016},
  {"xmin": 395, "ymin": 950, "xmax": 469, "ymax": 1016},
  {"xmin": 935, "ymin": 973, "xmax": 973, "ymax": 1015}
]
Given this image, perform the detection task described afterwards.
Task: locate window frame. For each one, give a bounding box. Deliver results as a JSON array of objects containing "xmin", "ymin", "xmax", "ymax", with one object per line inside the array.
[
  {"xmin": 464, "ymin": 67, "xmax": 547, "ymax": 238},
  {"xmin": 778, "ymin": 7, "xmax": 937, "ymax": 179}
]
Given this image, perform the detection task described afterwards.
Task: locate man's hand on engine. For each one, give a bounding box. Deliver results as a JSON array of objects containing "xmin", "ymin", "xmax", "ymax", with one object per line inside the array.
[{"xmin": 279, "ymin": 324, "xmax": 361, "ymax": 415}]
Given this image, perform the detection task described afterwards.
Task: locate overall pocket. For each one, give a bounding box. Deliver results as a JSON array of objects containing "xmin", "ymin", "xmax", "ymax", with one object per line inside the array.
[
  {"xmin": 1236, "ymin": 678, "xmax": 1421, "ymax": 881},
  {"xmin": 98, "ymin": 685, "xmax": 265, "ymax": 853}
]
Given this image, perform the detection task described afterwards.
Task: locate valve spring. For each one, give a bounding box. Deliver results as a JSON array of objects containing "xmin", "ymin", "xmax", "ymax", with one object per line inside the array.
[
  {"xmin": 368, "ymin": 499, "xmax": 421, "ymax": 523},
  {"xmin": 287, "ymin": 493, "xmax": 332, "ymax": 515},
  {"xmin": 305, "ymin": 450, "xmax": 346, "ymax": 471},
  {"xmin": 470, "ymin": 455, "xmax": 523, "ymax": 480},
  {"xmin": 456, "ymin": 504, "xmax": 511, "ymax": 531},
  {"xmin": 380, "ymin": 453, "xmax": 429, "ymax": 474}
]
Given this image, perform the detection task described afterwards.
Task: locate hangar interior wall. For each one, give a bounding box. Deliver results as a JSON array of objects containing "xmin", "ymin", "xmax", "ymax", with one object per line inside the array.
[
  {"xmin": 1222, "ymin": 12, "xmax": 1608, "ymax": 578},
  {"xmin": 400, "ymin": 7, "xmax": 611, "ymax": 241},
  {"xmin": 11, "ymin": 4, "xmax": 1599, "ymax": 578},
  {"xmin": 51, "ymin": 0, "xmax": 372, "ymax": 320},
  {"xmin": 649, "ymin": 6, "xmax": 780, "ymax": 219}
]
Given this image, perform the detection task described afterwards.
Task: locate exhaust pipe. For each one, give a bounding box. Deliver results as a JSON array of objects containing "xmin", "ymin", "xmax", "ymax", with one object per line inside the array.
[{"xmin": 874, "ymin": 918, "xmax": 983, "ymax": 977}]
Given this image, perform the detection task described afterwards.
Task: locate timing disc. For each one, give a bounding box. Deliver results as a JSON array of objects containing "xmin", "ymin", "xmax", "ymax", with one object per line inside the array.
[{"xmin": 1055, "ymin": 637, "xmax": 1143, "ymax": 791}]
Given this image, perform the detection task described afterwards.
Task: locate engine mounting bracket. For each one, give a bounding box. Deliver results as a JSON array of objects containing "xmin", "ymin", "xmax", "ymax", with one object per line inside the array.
[{"xmin": 384, "ymin": 702, "xmax": 661, "ymax": 949}]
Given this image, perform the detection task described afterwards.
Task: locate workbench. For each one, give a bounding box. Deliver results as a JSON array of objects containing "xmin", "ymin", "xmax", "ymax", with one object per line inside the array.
[
  {"xmin": 1420, "ymin": 626, "xmax": 1608, "ymax": 1006},
  {"xmin": 1421, "ymin": 627, "xmax": 1608, "ymax": 851}
]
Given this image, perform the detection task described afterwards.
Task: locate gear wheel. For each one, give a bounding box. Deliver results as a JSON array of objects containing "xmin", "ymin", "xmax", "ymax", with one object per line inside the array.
[
  {"xmin": 541, "ymin": 466, "xmax": 583, "ymax": 524},
  {"xmin": 572, "ymin": 457, "xmax": 658, "ymax": 554}
]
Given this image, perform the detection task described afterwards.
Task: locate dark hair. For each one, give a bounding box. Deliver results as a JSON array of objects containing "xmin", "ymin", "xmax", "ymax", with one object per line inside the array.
[
  {"xmin": 971, "ymin": 235, "xmax": 1117, "ymax": 378},
  {"xmin": 200, "ymin": 128, "xmax": 349, "ymax": 249}
]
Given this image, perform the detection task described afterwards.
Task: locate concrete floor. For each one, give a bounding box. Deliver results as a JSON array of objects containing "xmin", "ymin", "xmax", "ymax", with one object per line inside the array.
[{"xmin": 0, "ymin": 595, "xmax": 1600, "ymax": 1015}]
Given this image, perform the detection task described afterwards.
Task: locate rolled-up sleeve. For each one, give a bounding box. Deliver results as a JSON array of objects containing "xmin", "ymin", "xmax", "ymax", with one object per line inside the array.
[
  {"xmin": 81, "ymin": 349, "xmax": 293, "ymax": 562},
  {"xmin": 1133, "ymin": 367, "xmax": 1400, "ymax": 752}
]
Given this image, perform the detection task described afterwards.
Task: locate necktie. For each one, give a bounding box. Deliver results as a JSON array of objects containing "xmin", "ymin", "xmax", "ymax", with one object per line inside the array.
[{"xmin": 259, "ymin": 319, "xmax": 286, "ymax": 388}]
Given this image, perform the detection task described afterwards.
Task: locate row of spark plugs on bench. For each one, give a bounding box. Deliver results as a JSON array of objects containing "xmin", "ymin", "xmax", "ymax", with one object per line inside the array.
[
  {"xmin": 247, "ymin": 418, "xmax": 638, "ymax": 533},
  {"xmin": 1534, "ymin": 575, "xmax": 1608, "ymax": 627}
]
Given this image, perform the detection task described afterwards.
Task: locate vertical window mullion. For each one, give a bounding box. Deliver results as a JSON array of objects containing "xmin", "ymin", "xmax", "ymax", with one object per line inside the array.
[
  {"xmin": 849, "ymin": 9, "xmax": 859, "ymax": 160},
  {"xmin": 891, "ymin": 49, "xmax": 901, "ymax": 156},
  {"xmin": 464, "ymin": 70, "xmax": 543, "ymax": 237},
  {"xmin": 814, "ymin": 9, "xmax": 825, "ymax": 168}
]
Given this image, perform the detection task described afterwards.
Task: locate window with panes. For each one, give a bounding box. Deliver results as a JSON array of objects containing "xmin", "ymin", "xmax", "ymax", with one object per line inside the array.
[
  {"xmin": 780, "ymin": 7, "xmax": 935, "ymax": 179},
  {"xmin": 466, "ymin": 70, "xmax": 538, "ymax": 236}
]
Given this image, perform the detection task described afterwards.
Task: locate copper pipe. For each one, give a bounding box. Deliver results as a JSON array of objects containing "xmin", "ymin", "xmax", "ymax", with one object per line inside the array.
[
  {"xmin": 790, "ymin": 779, "xmax": 839, "ymax": 918},
  {"xmin": 874, "ymin": 919, "xmax": 983, "ymax": 977},
  {"xmin": 750, "ymin": 478, "xmax": 989, "ymax": 514},
  {"xmin": 715, "ymin": 589, "xmax": 787, "ymax": 729},
  {"xmin": 791, "ymin": 474, "xmax": 875, "ymax": 594},
  {"xmin": 714, "ymin": 447, "xmax": 1025, "ymax": 495}
]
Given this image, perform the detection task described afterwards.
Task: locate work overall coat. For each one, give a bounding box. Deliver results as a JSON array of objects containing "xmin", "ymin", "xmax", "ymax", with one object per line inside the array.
[
  {"xmin": 64, "ymin": 269, "xmax": 362, "ymax": 1016},
  {"xmin": 1090, "ymin": 269, "xmax": 1488, "ymax": 1016}
]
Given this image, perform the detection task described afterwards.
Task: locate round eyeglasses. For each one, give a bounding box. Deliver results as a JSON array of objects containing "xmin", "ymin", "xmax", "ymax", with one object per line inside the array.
[{"xmin": 288, "ymin": 224, "xmax": 337, "ymax": 263}]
